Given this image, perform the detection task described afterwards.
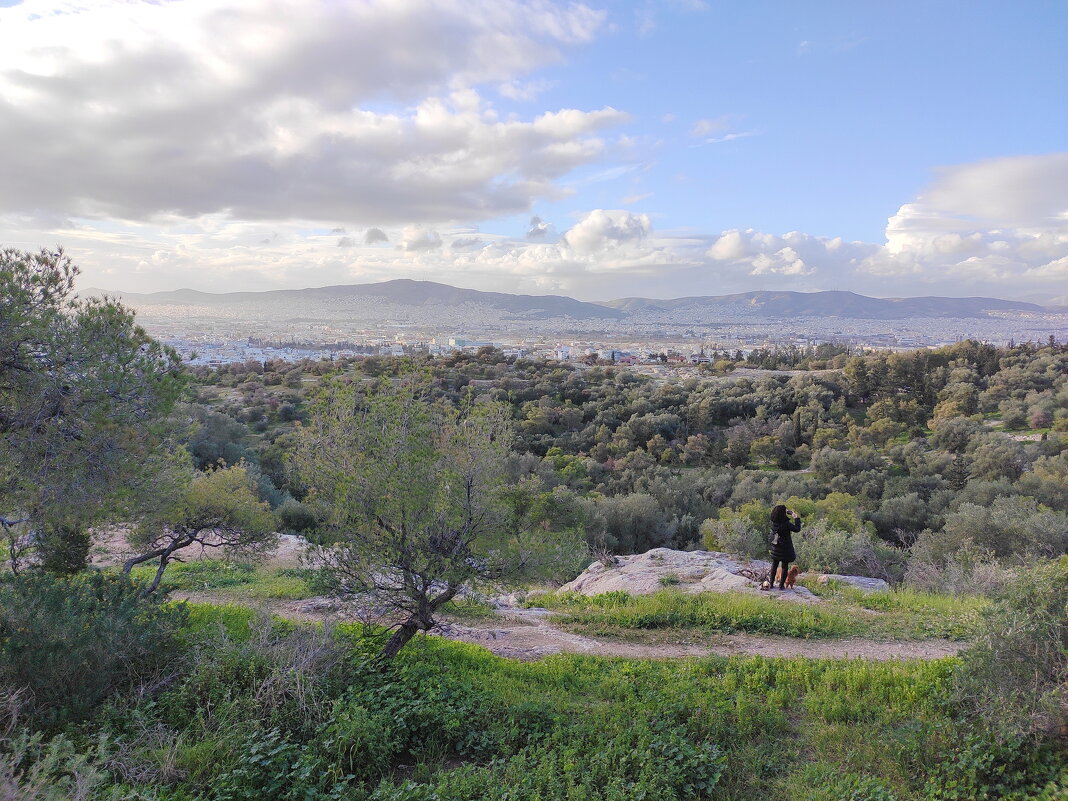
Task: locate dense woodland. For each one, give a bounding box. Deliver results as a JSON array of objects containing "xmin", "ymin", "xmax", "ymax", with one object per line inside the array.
[
  {"xmin": 183, "ymin": 336, "xmax": 1068, "ymax": 593},
  {"xmin": 2, "ymin": 250, "xmax": 1067, "ymax": 799}
]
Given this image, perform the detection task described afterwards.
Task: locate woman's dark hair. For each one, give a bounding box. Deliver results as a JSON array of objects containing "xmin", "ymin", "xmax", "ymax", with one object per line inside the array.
[{"xmin": 770, "ymin": 504, "xmax": 789, "ymax": 527}]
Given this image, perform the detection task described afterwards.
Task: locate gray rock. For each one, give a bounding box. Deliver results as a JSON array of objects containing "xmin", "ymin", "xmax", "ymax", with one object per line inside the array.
[
  {"xmin": 559, "ymin": 547, "xmax": 819, "ymax": 601},
  {"xmin": 816, "ymin": 574, "xmax": 890, "ymax": 593}
]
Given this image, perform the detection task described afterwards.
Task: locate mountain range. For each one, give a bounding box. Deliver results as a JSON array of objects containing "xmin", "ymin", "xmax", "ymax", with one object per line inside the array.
[{"xmin": 85, "ymin": 279, "xmax": 1051, "ymax": 321}]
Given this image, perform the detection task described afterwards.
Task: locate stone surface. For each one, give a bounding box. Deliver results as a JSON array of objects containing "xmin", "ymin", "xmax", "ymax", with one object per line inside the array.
[
  {"xmin": 558, "ymin": 548, "xmax": 819, "ymax": 601},
  {"xmin": 816, "ymin": 574, "xmax": 890, "ymax": 592}
]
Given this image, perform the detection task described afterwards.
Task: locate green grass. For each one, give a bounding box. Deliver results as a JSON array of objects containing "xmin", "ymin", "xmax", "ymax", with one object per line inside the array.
[
  {"xmin": 25, "ymin": 597, "xmax": 1059, "ymax": 801},
  {"xmin": 440, "ymin": 596, "xmax": 498, "ymax": 622},
  {"xmin": 532, "ymin": 586, "xmax": 984, "ymax": 641},
  {"xmin": 128, "ymin": 559, "xmax": 316, "ymax": 601},
  {"xmin": 160, "ymin": 602, "xmax": 1062, "ymax": 800},
  {"xmin": 536, "ymin": 589, "xmax": 855, "ymax": 638}
]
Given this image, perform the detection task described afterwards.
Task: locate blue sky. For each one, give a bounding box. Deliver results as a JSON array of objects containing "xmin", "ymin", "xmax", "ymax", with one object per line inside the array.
[
  {"xmin": 505, "ymin": 0, "xmax": 1066, "ymax": 241},
  {"xmin": 0, "ymin": 0, "xmax": 1065, "ymax": 300}
]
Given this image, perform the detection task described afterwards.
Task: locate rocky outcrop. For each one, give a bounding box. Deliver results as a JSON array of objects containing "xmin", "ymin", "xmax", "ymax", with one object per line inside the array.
[{"xmin": 558, "ymin": 548, "xmax": 820, "ymax": 600}]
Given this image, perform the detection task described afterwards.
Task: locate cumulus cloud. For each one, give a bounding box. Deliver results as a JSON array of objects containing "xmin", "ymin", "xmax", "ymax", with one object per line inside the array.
[
  {"xmin": 0, "ymin": 0, "xmax": 617, "ymax": 224},
  {"xmin": 692, "ymin": 155, "xmax": 1068, "ymax": 296},
  {"xmin": 563, "ymin": 209, "xmax": 651, "ymax": 255},
  {"xmin": 869, "ymin": 154, "xmax": 1068, "ymax": 288},
  {"xmin": 526, "ymin": 216, "xmax": 552, "ymax": 239},
  {"xmin": 364, "ymin": 228, "xmax": 389, "ymax": 245},
  {"xmin": 449, "ymin": 236, "xmax": 484, "ymax": 251},
  {"xmin": 400, "ymin": 226, "xmax": 443, "ymax": 252}
]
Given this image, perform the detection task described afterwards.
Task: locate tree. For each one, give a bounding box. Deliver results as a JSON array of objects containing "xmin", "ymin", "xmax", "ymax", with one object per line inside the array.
[
  {"xmin": 0, "ymin": 248, "xmax": 184, "ymax": 572},
  {"xmin": 293, "ymin": 378, "xmax": 517, "ymax": 658},
  {"xmin": 123, "ymin": 463, "xmax": 277, "ymax": 595}
]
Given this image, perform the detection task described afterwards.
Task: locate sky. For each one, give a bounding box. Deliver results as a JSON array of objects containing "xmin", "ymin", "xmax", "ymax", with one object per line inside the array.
[{"xmin": 0, "ymin": 0, "xmax": 1066, "ymax": 302}]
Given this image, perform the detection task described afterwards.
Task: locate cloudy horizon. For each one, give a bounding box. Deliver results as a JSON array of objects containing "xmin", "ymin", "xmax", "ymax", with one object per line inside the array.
[{"xmin": 1, "ymin": 0, "xmax": 1065, "ymax": 303}]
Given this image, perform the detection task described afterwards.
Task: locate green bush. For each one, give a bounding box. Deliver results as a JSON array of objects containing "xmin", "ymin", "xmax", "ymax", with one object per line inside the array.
[
  {"xmin": 0, "ymin": 572, "xmax": 186, "ymax": 730},
  {"xmin": 700, "ymin": 516, "xmax": 767, "ymax": 558},
  {"xmin": 954, "ymin": 557, "xmax": 1068, "ymax": 742},
  {"xmin": 795, "ymin": 520, "xmax": 908, "ymax": 583},
  {"xmin": 276, "ymin": 499, "xmax": 322, "ymax": 535},
  {"xmin": 0, "ymin": 729, "xmax": 111, "ymax": 800}
]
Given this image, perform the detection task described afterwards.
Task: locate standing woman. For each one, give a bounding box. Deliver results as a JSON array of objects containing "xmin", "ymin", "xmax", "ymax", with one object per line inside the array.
[{"xmin": 769, "ymin": 504, "xmax": 801, "ymax": 590}]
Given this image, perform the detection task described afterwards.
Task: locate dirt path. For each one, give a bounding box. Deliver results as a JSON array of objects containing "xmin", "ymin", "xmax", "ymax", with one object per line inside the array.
[{"xmin": 177, "ymin": 592, "xmax": 964, "ymax": 662}]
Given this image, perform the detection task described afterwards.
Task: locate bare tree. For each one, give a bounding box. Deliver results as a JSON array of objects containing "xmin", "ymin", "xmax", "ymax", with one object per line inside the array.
[{"xmin": 294, "ymin": 378, "xmax": 516, "ymax": 658}]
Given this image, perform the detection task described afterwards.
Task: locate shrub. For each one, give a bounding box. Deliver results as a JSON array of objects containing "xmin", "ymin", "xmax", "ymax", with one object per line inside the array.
[
  {"xmin": 905, "ymin": 536, "xmax": 1016, "ymax": 596},
  {"xmin": 0, "ymin": 572, "xmax": 186, "ymax": 730},
  {"xmin": 0, "ymin": 729, "xmax": 110, "ymax": 801},
  {"xmin": 276, "ymin": 499, "xmax": 322, "ymax": 535},
  {"xmin": 942, "ymin": 497, "xmax": 1068, "ymax": 559},
  {"xmin": 954, "ymin": 556, "xmax": 1068, "ymax": 742},
  {"xmin": 794, "ymin": 520, "xmax": 908, "ymax": 583},
  {"xmin": 700, "ymin": 516, "xmax": 766, "ymax": 559}
]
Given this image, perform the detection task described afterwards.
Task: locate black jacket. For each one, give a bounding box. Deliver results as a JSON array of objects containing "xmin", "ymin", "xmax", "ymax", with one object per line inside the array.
[{"xmin": 770, "ymin": 516, "xmax": 802, "ymax": 562}]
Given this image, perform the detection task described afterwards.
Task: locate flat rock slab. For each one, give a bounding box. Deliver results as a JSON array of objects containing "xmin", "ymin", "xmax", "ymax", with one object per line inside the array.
[
  {"xmin": 558, "ymin": 548, "xmax": 819, "ymax": 601},
  {"xmin": 816, "ymin": 574, "xmax": 890, "ymax": 593}
]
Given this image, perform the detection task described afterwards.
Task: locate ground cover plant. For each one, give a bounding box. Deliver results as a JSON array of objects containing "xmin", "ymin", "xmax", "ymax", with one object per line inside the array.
[
  {"xmin": 3, "ymin": 594, "xmax": 1066, "ymax": 800},
  {"xmin": 530, "ymin": 586, "xmax": 985, "ymax": 641},
  {"xmin": 127, "ymin": 560, "xmax": 316, "ymax": 601}
]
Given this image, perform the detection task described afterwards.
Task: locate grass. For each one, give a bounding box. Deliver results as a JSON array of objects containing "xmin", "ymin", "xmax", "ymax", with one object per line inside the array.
[
  {"xmin": 531, "ymin": 586, "xmax": 985, "ymax": 641},
  {"xmin": 440, "ymin": 596, "xmax": 498, "ymax": 622},
  {"xmin": 143, "ymin": 601, "xmax": 1061, "ymax": 801},
  {"xmin": 535, "ymin": 589, "xmax": 855, "ymax": 638},
  {"xmin": 128, "ymin": 559, "xmax": 316, "ymax": 601}
]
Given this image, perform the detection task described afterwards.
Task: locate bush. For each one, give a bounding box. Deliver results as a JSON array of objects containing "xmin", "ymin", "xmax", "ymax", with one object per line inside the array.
[
  {"xmin": 905, "ymin": 535, "xmax": 1017, "ymax": 596},
  {"xmin": 954, "ymin": 557, "xmax": 1068, "ymax": 742},
  {"xmin": 794, "ymin": 520, "xmax": 908, "ymax": 583},
  {"xmin": 0, "ymin": 729, "xmax": 110, "ymax": 801},
  {"xmin": 0, "ymin": 572, "xmax": 187, "ymax": 730},
  {"xmin": 700, "ymin": 516, "xmax": 767, "ymax": 559},
  {"xmin": 276, "ymin": 499, "xmax": 322, "ymax": 535}
]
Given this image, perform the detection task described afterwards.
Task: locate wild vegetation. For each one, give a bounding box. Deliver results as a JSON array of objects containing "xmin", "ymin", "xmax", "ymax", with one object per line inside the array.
[{"xmin": 2, "ymin": 248, "xmax": 1066, "ymax": 798}]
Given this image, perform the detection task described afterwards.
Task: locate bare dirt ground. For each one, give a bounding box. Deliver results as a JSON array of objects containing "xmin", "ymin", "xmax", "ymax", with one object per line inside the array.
[{"xmin": 175, "ymin": 591, "xmax": 963, "ymax": 662}]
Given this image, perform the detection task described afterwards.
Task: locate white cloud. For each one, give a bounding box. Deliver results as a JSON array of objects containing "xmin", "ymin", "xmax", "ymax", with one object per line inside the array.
[
  {"xmin": 689, "ymin": 117, "xmax": 729, "ymax": 137},
  {"xmin": 0, "ymin": 0, "xmax": 615, "ymax": 225},
  {"xmin": 563, "ymin": 209, "xmax": 651, "ymax": 255},
  {"xmin": 498, "ymin": 79, "xmax": 557, "ymax": 101},
  {"xmin": 400, "ymin": 227, "xmax": 443, "ymax": 252}
]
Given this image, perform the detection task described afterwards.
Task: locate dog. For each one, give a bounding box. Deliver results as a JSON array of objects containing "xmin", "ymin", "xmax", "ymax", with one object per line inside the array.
[{"xmin": 774, "ymin": 565, "xmax": 801, "ymax": 589}]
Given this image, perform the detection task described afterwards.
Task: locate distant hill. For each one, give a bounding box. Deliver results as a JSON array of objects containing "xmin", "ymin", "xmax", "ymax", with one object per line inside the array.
[
  {"xmin": 604, "ymin": 290, "xmax": 1046, "ymax": 319},
  {"xmin": 85, "ymin": 279, "xmax": 625, "ymax": 320},
  {"xmin": 82, "ymin": 282, "xmax": 1053, "ymax": 322}
]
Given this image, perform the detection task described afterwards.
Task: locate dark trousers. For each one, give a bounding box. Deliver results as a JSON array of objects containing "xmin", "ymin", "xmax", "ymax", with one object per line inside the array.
[{"xmin": 770, "ymin": 558, "xmax": 790, "ymax": 588}]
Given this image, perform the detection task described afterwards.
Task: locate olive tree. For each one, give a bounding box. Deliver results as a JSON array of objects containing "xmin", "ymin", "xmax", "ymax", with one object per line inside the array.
[
  {"xmin": 0, "ymin": 248, "xmax": 184, "ymax": 573},
  {"xmin": 293, "ymin": 378, "xmax": 516, "ymax": 658}
]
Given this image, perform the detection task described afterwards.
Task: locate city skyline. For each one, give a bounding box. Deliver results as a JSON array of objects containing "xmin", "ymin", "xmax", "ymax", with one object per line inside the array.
[{"xmin": 1, "ymin": 0, "xmax": 1065, "ymax": 302}]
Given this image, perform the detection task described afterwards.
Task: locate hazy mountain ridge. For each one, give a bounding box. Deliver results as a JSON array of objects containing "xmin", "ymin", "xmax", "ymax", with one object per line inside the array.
[
  {"xmin": 85, "ymin": 279, "xmax": 624, "ymax": 321},
  {"xmin": 604, "ymin": 290, "xmax": 1046, "ymax": 319},
  {"xmin": 83, "ymin": 280, "xmax": 1053, "ymax": 321}
]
